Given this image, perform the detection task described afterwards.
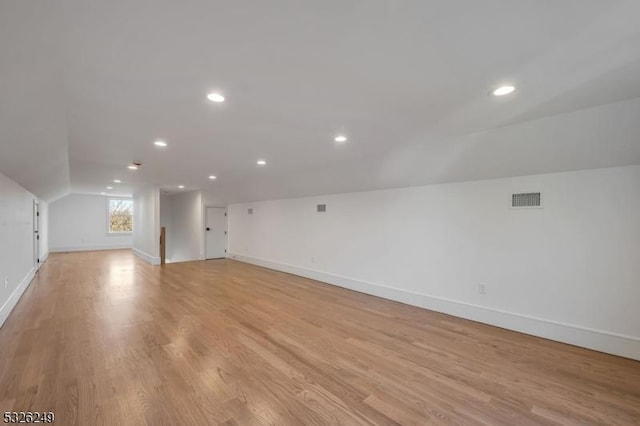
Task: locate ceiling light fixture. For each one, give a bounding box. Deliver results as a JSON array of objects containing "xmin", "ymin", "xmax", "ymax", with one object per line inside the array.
[
  {"xmin": 207, "ymin": 93, "xmax": 225, "ymax": 103},
  {"xmin": 178, "ymin": 185, "xmax": 185, "ymax": 189},
  {"xmin": 154, "ymin": 140, "xmax": 167, "ymax": 147},
  {"xmin": 209, "ymin": 175, "xmax": 217, "ymax": 180},
  {"xmin": 492, "ymin": 85, "xmax": 516, "ymax": 96},
  {"xmin": 256, "ymin": 159, "xmax": 266, "ymax": 166},
  {"xmin": 106, "ymin": 186, "xmax": 113, "ymax": 190},
  {"xmin": 113, "ymin": 179, "xmax": 121, "ymax": 183},
  {"xmin": 334, "ymin": 135, "xmax": 348, "ymax": 143},
  {"xmin": 128, "ymin": 165, "xmax": 138, "ymax": 170},
  {"xmin": 101, "ymin": 192, "xmax": 106, "ymax": 195}
]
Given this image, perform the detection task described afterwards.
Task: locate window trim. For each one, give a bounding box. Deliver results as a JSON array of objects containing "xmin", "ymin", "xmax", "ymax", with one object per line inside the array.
[{"xmin": 106, "ymin": 196, "xmax": 133, "ymax": 236}]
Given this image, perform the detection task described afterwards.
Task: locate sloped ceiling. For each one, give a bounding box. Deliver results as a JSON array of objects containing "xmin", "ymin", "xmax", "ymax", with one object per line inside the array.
[
  {"xmin": 1, "ymin": 0, "xmax": 640, "ymax": 203},
  {"xmin": 0, "ymin": 1, "xmax": 70, "ymax": 201}
]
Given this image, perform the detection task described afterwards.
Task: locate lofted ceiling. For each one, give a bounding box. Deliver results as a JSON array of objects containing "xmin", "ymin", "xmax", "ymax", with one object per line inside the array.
[{"xmin": 1, "ymin": 0, "xmax": 640, "ymax": 203}]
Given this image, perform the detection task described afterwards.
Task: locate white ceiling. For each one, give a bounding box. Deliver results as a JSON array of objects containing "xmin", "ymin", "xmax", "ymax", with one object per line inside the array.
[
  {"xmin": 0, "ymin": 1, "xmax": 70, "ymax": 201},
  {"xmin": 1, "ymin": 0, "xmax": 640, "ymax": 203}
]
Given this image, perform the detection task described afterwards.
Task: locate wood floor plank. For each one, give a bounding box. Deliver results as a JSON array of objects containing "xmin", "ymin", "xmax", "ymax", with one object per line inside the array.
[{"xmin": 0, "ymin": 250, "xmax": 639, "ymax": 425}]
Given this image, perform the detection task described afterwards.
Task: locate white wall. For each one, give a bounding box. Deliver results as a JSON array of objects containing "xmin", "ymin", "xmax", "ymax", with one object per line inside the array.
[
  {"xmin": 201, "ymin": 191, "xmax": 227, "ymax": 209},
  {"xmin": 0, "ymin": 172, "xmax": 47, "ymax": 327},
  {"xmin": 38, "ymin": 200, "xmax": 49, "ymax": 262},
  {"xmin": 228, "ymin": 165, "xmax": 640, "ymax": 360},
  {"xmin": 160, "ymin": 191, "xmax": 204, "ymax": 263},
  {"xmin": 49, "ymin": 194, "xmax": 132, "ymax": 252},
  {"xmin": 132, "ymin": 186, "xmax": 160, "ymax": 265}
]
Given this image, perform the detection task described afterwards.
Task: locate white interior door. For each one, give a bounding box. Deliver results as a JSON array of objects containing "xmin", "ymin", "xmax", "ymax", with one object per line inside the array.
[
  {"xmin": 33, "ymin": 200, "xmax": 40, "ymax": 269},
  {"xmin": 205, "ymin": 207, "xmax": 227, "ymax": 259}
]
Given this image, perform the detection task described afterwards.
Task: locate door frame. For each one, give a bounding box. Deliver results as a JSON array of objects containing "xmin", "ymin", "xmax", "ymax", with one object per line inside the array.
[
  {"xmin": 203, "ymin": 205, "xmax": 228, "ymax": 260},
  {"xmin": 33, "ymin": 199, "xmax": 40, "ymax": 271}
]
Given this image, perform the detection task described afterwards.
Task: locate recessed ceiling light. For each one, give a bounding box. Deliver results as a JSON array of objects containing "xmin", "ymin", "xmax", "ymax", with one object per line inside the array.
[
  {"xmin": 178, "ymin": 185, "xmax": 185, "ymax": 189},
  {"xmin": 208, "ymin": 175, "xmax": 217, "ymax": 180},
  {"xmin": 128, "ymin": 165, "xmax": 138, "ymax": 170},
  {"xmin": 154, "ymin": 140, "xmax": 167, "ymax": 147},
  {"xmin": 256, "ymin": 159, "xmax": 267, "ymax": 166},
  {"xmin": 113, "ymin": 179, "xmax": 121, "ymax": 183},
  {"xmin": 334, "ymin": 135, "xmax": 348, "ymax": 143},
  {"xmin": 207, "ymin": 93, "xmax": 225, "ymax": 103},
  {"xmin": 106, "ymin": 186, "xmax": 113, "ymax": 190},
  {"xmin": 492, "ymin": 85, "xmax": 516, "ymax": 96}
]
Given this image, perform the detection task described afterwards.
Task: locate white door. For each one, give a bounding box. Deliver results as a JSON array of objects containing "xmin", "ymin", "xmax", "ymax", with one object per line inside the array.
[
  {"xmin": 33, "ymin": 200, "xmax": 40, "ymax": 270},
  {"xmin": 205, "ymin": 207, "xmax": 227, "ymax": 259}
]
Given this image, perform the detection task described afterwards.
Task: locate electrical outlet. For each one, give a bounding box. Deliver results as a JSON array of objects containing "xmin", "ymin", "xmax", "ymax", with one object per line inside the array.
[{"xmin": 478, "ymin": 283, "xmax": 487, "ymax": 295}]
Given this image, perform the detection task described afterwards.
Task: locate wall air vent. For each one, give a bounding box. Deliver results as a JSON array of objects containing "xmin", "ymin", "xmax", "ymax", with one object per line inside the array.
[
  {"xmin": 316, "ymin": 204, "xmax": 326, "ymax": 213},
  {"xmin": 511, "ymin": 192, "xmax": 542, "ymax": 209},
  {"xmin": 248, "ymin": 208, "xmax": 253, "ymax": 215}
]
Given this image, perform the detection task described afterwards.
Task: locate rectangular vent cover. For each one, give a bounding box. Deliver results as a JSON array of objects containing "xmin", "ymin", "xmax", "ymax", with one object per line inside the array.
[
  {"xmin": 511, "ymin": 192, "xmax": 542, "ymax": 208},
  {"xmin": 316, "ymin": 204, "xmax": 326, "ymax": 213},
  {"xmin": 247, "ymin": 208, "xmax": 253, "ymax": 215}
]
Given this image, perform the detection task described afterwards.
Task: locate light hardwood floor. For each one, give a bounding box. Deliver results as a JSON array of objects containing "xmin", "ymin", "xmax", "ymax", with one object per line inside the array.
[{"xmin": 0, "ymin": 250, "xmax": 638, "ymax": 425}]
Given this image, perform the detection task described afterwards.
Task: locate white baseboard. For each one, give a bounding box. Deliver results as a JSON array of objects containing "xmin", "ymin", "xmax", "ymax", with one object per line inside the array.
[
  {"xmin": 50, "ymin": 244, "xmax": 132, "ymax": 253},
  {"xmin": 0, "ymin": 267, "xmax": 35, "ymax": 328},
  {"xmin": 132, "ymin": 248, "xmax": 161, "ymax": 265},
  {"xmin": 228, "ymin": 253, "xmax": 640, "ymax": 361},
  {"xmin": 40, "ymin": 250, "xmax": 49, "ymax": 263},
  {"xmin": 165, "ymin": 258, "xmax": 198, "ymax": 264}
]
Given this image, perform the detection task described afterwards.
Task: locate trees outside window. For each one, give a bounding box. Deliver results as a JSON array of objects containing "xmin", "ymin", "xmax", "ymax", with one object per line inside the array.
[{"xmin": 108, "ymin": 198, "xmax": 133, "ymax": 233}]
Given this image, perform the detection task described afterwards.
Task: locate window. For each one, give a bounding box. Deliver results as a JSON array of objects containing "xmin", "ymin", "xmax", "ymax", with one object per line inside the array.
[{"xmin": 108, "ymin": 198, "xmax": 133, "ymax": 233}]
